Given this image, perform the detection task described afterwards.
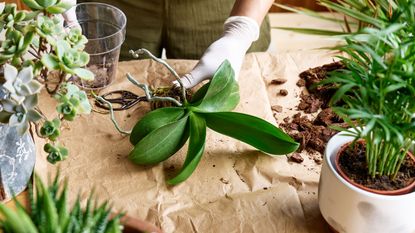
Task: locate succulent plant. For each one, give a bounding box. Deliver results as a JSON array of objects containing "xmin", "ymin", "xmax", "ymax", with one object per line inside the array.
[
  {"xmin": 0, "ymin": 3, "xmax": 25, "ymax": 29},
  {"xmin": 22, "ymin": 0, "xmax": 73, "ymax": 14},
  {"xmin": 65, "ymin": 27, "xmax": 88, "ymax": 50},
  {"xmin": 42, "ymin": 41, "xmax": 93, "ymax": 81},
  {"xmin": 35, "ymin": 15, "xmax": 63, "ymax": 44},
  {"xmin": 0, "ymin": 29, "xmax": 34, "ymax": 65},
  {"xmin": 44, "ymin": 143, "xmax": 68, "ymax": 164},
  {"xmin": 0, "ymin": 173, "xmax": 124, "ymax": 232},
  {"xmin": 2, "ymin": 64, "xmax": 42, "ymax": 104},
  {"xmin": 0, "ymin": 0, "xmax": 94, "ymax": 164},
  {"xmin": 40, "ymin": 118, "xmax": 61, "ymax": 141}
]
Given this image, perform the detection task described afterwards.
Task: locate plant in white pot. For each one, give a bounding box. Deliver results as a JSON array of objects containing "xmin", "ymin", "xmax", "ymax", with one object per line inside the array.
[
  {"xmin": 0, "ymin": 0, "xmax": 94, "ymax": 201},
  {"xmin": 318, "ymin": 24, "xmax": 415, "ymax": 233},
  {"xmin": 274, "ymin": 1, "xmax": 415, "ymax": 232}
]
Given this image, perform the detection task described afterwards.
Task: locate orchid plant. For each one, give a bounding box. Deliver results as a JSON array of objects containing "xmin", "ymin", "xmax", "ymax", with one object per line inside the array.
[
  {"xmin": 97, "ymin": 49, "xmax": 299, "ymax": 184},
  {"xmin": 0, "ymin": 0, "xmax": 94, "ymax": 164}
]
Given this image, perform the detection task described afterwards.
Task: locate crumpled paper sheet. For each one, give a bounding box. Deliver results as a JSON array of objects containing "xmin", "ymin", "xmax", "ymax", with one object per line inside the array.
[{"xmin": 34, "ymin": 52, "xmax": 336, "ymax": 233}]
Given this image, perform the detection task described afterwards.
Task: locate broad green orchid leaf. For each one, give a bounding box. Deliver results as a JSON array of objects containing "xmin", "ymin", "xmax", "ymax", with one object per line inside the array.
[
  {"xmin": 194, "ymin": 60, "xmax": 239, "ymax": 112},
  {"xmin": 202, "ymin": 112, "xmax": 299, "ymax": 155},
  {"xmin": 130, "ymin": 107, "xmax": 186, "ymax": 145},
  {"xmin": 167, "ymin": 113, "xmax": 206, "ymax": 185},
  {"xmin": 189, "ymin": 82, "xmax": 210, "ymax": 104},
  {"xmin": 129, "ymin": 115, "xmax": 189, "ymax": 165}
]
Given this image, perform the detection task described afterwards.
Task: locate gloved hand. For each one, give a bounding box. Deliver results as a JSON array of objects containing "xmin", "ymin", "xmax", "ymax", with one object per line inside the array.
[
  {"xmin": 176, "ymin": 16, "xmax": 260, "ymax": 89},
  {"xmin": 61, "ymin": 0, "xmax": 79, "ymax": 28}
]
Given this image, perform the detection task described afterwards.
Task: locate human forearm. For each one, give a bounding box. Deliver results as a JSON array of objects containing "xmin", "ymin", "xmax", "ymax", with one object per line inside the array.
[{"xmin": 230, "ymin": 0, "xmax": 274, "ymax": 25}]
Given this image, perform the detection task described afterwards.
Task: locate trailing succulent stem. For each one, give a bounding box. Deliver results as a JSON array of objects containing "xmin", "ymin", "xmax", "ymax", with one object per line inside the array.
[{"xmin": 105, "ymin": 48, "xmax": 299, "ymax": 184}]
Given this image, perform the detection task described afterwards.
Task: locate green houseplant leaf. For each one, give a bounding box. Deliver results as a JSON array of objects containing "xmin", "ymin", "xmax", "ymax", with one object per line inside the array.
[
  {"xmin": 167, "ymin": 112, "xmax": 206, "ymax": 185},
  {"xmin": 202, "ymin": 112, "xmax": 299, "ymax": 155},
  {"xmin": 193, "ymin": 60, "xmax": 239, "ymax": 112},
  {"xmin": 130, "ymin": 107, "xmax": 186, "ymax": 145},
  {"xmin": 118, "ymin": 53, "xmax": 299, "ymax": 184},
  {"xmin": 129, "ymin": 114, "xmax": 189, "ymax": 165}
]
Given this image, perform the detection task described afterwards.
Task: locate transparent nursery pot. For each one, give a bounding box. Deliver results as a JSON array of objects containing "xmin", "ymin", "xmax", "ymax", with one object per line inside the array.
[{"xmin": 68, "ymin": 3, "xmax": 126, "ymax": 90}]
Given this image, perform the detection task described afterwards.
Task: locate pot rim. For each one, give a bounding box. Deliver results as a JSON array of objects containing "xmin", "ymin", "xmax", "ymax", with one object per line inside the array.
[
  {"xmin": 334, "ymin": 140, "xmax": 415, "ymax": 195},
  {"xmin": 325, "ymin": 130, "xmax": 415, "ymax": 199}
]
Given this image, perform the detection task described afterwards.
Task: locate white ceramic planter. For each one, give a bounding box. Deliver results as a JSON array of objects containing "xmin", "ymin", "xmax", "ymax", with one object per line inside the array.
[{"xmin": 319, "ymin": 131, "xmax": 415, "ymax": 233}]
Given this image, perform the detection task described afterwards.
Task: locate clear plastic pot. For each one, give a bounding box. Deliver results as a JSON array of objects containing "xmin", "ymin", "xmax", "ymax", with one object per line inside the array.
[{"xmin": 68, "ymin": 3, "xmax": 126, "ymax": 90}]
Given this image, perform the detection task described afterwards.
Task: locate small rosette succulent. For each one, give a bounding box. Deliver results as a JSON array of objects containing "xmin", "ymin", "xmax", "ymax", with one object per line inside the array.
[
  {"xmin": 40, "ymin": 118, "xmax": 61, "ymax": 141},
  {"xmin": 35, "ymin": 15, "xmax": 63, "ymax": 44},
  {"xmin": 22, "ymin": 0, "xmax": 73, "ymax": 14},
  {"xmin": 0, "ymin": 29, "xmax": 34, "ymax": 65},
  {"xmin": 0, "ymin": 94, "xmax": 42, "ymax": 134},
  {"xmin": 56, "ymin": 83, "xmax": 91, "ymax": 121},
  {"xmin": 65, "ymin": 27, "xmax": 88, "ymax": 50},
  {"xmin": 2, "ymin": 64, "xmax": 42, "ymax": 104},
  {"xmin": 0, "ymin": 3, "xmax": 26, "ymax": 29},
  {"xmin": 41, "ymin": 41, "xmax": 94, "ymax": 81},
  {"xmin": 44, "ymin": 143, "xmax": 68, "ymax": 164}
]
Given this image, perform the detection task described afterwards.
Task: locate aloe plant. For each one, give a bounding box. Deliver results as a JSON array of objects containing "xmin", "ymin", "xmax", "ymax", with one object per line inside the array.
[
  {"xmin": 0, "ymin": 0, "xmax": 94, "ymax": 163},
  {"xmin": 0, "ymin": 173, "xmax": 123, "ymax": 233},
  {"xmin": 97, "ymin": 49, "xmax": 299, "ymax": 185}
]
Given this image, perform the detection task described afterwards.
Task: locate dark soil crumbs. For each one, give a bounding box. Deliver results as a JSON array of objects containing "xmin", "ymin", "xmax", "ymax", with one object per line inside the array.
[
  {"xmin": 339, "ymin": 141, "xmax": 415, "ymax": 191},
  {"xmin": 280, "ymin": 109, "xmax": 347, "ymax": 154},
  {"xmin": 279, "ymin": 62, "xmax": 347, "ymax": 158},
  {"xmin": 271, "ymin": 78, "xmax": 287, "ymax": 85},
  {"xmin": 298, "ymin": 61, "xmax": 345, "ymax": 112},
  {"xmin": 289, "ymin": 153, "xmax": 304, "ymax": 163},
  {"xmin": 279, "ymin": 89, "xmax": 288, "ymax": 96}
]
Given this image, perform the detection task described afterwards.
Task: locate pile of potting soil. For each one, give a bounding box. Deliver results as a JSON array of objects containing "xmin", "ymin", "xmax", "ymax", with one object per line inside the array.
[{"xmin": 276, "ymin": 62, "xmax": 348, "ymax": 162}]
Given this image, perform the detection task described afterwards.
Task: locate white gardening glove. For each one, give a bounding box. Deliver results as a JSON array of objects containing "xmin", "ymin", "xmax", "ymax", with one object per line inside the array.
[
  {"xmin": 61, "ymin": 0, "xmax": 80, "ymax": 28},
  {"xmin": 176, "ymin": 16, "xmax": 260, "ymax": 89}
]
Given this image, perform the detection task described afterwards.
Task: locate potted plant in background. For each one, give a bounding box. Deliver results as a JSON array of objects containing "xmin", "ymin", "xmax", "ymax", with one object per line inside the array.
[
  {"xmin": 275, "ymin": 0, "xmax": 415, "ymax": 232},
  {"xmin": 0, "ymin": 173, "xmax": 162, "ymax": 233},
  {"xmin": 0, "ymin": 0, "xmax": 93, "ymax": 200}
]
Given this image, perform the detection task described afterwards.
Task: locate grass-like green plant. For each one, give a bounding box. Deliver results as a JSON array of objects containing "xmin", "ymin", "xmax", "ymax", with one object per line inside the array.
[
  {"xmin": 275, "ymin": 0, "xmax": 415, "ymax": 179},
  {"xmin": 97, "ymin": 49, "xmax": 299, "ymax": 185},
  {"xmin": 0, "ymin": 173, "xmax": 123, "ymax": 233},
  {"xmin": 0, "ymin": 0, "xmax": 94, "ymax": 163},
  {"xmin": 325, "ymin": 25, "xmax": 415, "ymax": 179},
  {"xmin": 274, "ymin": 0, "xmax": 415, "ymax": 37}
]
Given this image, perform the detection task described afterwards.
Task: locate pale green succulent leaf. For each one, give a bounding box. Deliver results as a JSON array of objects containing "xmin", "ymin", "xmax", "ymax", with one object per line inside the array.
[
  {"xmin": 17, "ymin": 66, "xmax": 34, "ymax": 83},
  {"xmin": 23, "ymin": 0, "xmax": 45, "ymax": 10},
  {"xmin": 27, "ymin": 109, "xmax": 42, "ymax": 122},
  {"xmin": 37, "ymin": 0, "xmax": 58, "ymax": 8},
  {"xmin": 41, "ymin": 54, "xmax": 60, "ymax": 70},
  {"xmin": 73, "ymin": 68, "xmax": 94, "ymax": 81}
]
